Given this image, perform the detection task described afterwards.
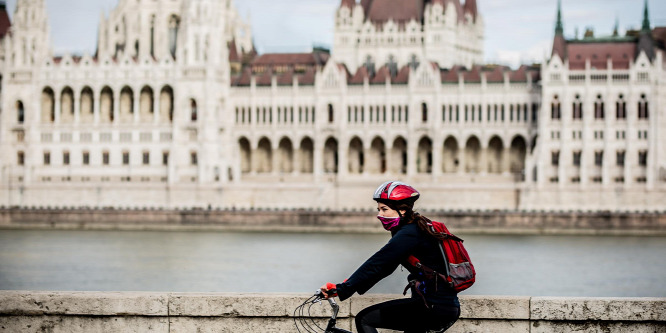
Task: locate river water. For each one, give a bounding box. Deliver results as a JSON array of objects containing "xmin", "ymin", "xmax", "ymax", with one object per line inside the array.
[{"xmin": 0, "ymin": 229, "xmax": 664, "ymax": 297}]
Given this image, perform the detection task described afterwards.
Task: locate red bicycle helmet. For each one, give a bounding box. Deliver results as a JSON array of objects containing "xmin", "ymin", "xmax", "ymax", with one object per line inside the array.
[{"xmin": 373, "ymin": 181, "xmax": 420, "ymax": 204}]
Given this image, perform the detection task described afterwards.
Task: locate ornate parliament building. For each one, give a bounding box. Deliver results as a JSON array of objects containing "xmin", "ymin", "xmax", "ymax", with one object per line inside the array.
[{"xmin": 0, "ymin": 0, "xmax": 664, "ymax": 211}]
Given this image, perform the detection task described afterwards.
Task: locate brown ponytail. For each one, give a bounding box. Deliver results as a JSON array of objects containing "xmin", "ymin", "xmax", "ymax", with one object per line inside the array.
[{"xmin": 390, "ymin": 202, "xmax": 449, "ymax": 240}]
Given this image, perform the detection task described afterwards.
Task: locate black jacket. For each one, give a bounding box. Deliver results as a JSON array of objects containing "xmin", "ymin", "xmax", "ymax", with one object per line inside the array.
[{"xmin": 335, "ymin": 222, "xmax": 459, "ymax": 306}]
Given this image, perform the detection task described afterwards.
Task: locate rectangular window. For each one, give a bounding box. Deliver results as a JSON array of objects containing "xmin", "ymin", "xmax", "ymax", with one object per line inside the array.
[
  {"xmin": 551, "ymin": 151, "xmax": 559, "ymax": 166},
  {"xmin": 103, "ymin": 152, "xmax": 110, "ymax": 165},
  {"xmin": 191, "ymin": 152, "xmax": 198, "ymax": 166},
  {"xmin": 143, "ymin": 152, "xmax": 150, "ymax": 165},
  {"xmin": 594, "ymin": 151, "xmax": 603, "ymax": 167},
  {"xmin": 573, "ymin": 151, "xmax": 581, "ymax": 166},
  {"xmin": 162, "ymin": 152, "xmax": 169, "ymax": 166},
  {"xmin": 18, "ymin": 151, "xmax": 25, "ymax": 166},
  {"xmin": 122, "ymin": 152, "xmax": 130, "ymax": 165},
  {"xmin": 83, "ymin": 152, "xmax": 90, "ymax": 165},
  {"xmin": 638, "ymin": 151, "xmax": 648, "ymax": 166},
  {"xmin": 43, "ymin": 152, "xmax": 51, "ymax": 166},
  {"xmin": 63, "ymin": 152, "xmax": 70, "ymax": 165},
  {"xmin": 616, "ymin": 151, "xmax": 625, "ymax": 167}
]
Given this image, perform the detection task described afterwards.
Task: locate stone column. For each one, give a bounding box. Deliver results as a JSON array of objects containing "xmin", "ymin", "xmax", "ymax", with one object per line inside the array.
[
  {"xmin": 502, "ymin": 147, "xmax": 512, "ymax": 175},
  {"xmin": 112, "ymin": 89, "xmax": 120, "ymax": 125},
  {"xmin": 407, "ymin": 139, "xmax": 417, "ymax": 177},
  {"xmin": 133, "ymin": 90, "xmax": 140, "ymax": 124},
  {"xmin": 154, "ymin": 86, "xmax": 160, "ymax": 124},
  {"xmin": 54, "ymin": 93, "xmax": 61, "ymax": 124},
  {"xmin": 93, "ymin": 88, "xmax": 100, "ymax": 124},
  {"xmin": 73, "ymin": 90, "xmax": 81, "ymax": 124},
  {"xmin": 313, "ymin": 139, "xmax": 323, "ymax": 181}
]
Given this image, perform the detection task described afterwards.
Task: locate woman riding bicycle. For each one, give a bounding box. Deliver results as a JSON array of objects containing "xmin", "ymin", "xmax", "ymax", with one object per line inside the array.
[{"xmin": 320, "ymin": 181, "xmax": 460, "ymax": 333}]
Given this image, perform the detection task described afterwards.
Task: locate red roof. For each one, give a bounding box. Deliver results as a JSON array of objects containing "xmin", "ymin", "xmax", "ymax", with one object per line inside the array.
[
  {"xmin": 463, "ymin": 0, "xmax": 478, "ymax": 22},
  {"xmin": 567, "ymin": 42, "xmax": 636, "ymax": 70},
  {"xmin": 367, "ymin": 0, "xmax": 424, "ymax": 24},
  {"xmin": 392, "ymin": 66, "xmax": 411, "ymax": 84},
  {"xmin": 252, "ymin": 53, "xmax": 328, "ymax": 67},
  {"xmin": 0, "ymin": 5, "xmax": 11, "ymax": 39},
  {"xmin": 441, "ymin": 66, "xmax": 463, "ymax": 83},
  {"xmin": 485, "ymin": 66, "xmax": 506, "ymax": 83},
  {"xmin": 463, "ymin": 65, "xmax": 481, "ymax": 83},
  {"xmin": 349, "ymin": 66, "xmax": 370, "ymax": 85},
  {"xmin": 228, "ymin": 39, "xmax": 240, "ymax": 63},
  {"xmin": 370, "ymin": 66, "xmax": 390, "ymax": 84},
  {"xmin": 340, "ymin": 0, "xmax": 355, "ymax": 9}
]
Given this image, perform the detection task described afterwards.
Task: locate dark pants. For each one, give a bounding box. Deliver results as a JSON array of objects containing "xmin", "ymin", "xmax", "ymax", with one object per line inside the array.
[{"xmin": 355, "ymin": 298, "xmax": 460, "ymax": 333}]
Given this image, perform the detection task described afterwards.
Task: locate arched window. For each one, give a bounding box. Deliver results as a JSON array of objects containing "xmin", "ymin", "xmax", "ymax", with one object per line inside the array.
[
  {"xmin": 594, "ymin": 94, "xmax": 604, "ymax": 119},
  {"xmin": 17, "ymin": 101, "xmax": 25, "ymax": 123},
  {"xmin": 616, "ymin": 94, "xmax": 626, "ymax": 119},
  {"xmin": 638, "ymin": 94, "xmax": 649, "ymax": 119},
  {"xmin": 328, "ymin": 104, "xmax": 334, "ymax": 123},
  {"xmin": 168, "ymin": 15, "xmax": 181, "ymax": 58},
  {"xmin": 551, "ymin": 95, "xmax": 561, "ymax": 120},
  {"xmin": 190, "ymin": 99, "xmax": 197, "ymax": 122},
  {"xmin": 421, "ymin": 103, "xmax": 428, "ymax": 122},
  {"xmin": 573, "ymin": 94, "xmax": 583, "ymax": 119}
]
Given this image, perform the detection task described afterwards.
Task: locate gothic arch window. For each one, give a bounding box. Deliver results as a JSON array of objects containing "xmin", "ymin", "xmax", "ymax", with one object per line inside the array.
[
  {"xmin": 421, "ymin": 102, "xmax": 428, "ymax": 122},
  {"xmin": 100, "ymin": 86, "xmax": 114, "ymax": 123},
  {"xmin": 168, "ymin": 15, "xmax": 181, "ymax": 59},
  {"xmin": 417, "ymin": 137, "xmax": 433, "ymax": 174},
  {"xmin": 60, "ymin": 87, "xmax": 75, "ymax": 123},
  {"xmin": 442, "ymin": 136, "xmax": 459, "ymax": 173},
  {"xmin": 41, "ymin": 87, "xmax": 55, "ymax": 123},
  {"xmin": 140, "ymin": 86, "xmax": 154, "ymax": 123},
  {"xmin": 328, "ymin": 104, "xmax": 334, "ymax": 123},
  {"xmin": 616, "ymin": 94, "xmax": 626, "ymax": 119},
  {"xmin": 348, "ymin": 137, "xmax": 364, "ymax": 174},
  {"xmin": 573, "ymin": 94, "xmax": 583, "ymax": 120},
  {"xmin": 638, "ymin": 94, "xmax": 649, "ymax": 119},
  {"xmin": 594, "ymin": 94, "xmax": 604, "ymax": 119},
  {"xmin": 190, "ymin": 99, "xmax": 198, "ymax": 122},
  {"xmin": 160, "ymin": 86, "xmax": 174, "ymax": 123},
  {"xmin": 16, "ymin": 100, "xmax": 25, "ymax": 124},
  {"xmin": 238, "ymin": 137, "xmax": 251, "ymax": 173},
  {"xmin": 551, "ymin": 95, "xmax": 561, "ymax": 120},
  {"xmin": 324, "ymin": 137, "xmax": 339, "ymax": 174},
  {"xmin": 80, "ymin": 87, "xmax": 94, "ymax": 123},
  {"xmin": 150, "ymin": 15, "xmax": 156, "ymax": 57}
]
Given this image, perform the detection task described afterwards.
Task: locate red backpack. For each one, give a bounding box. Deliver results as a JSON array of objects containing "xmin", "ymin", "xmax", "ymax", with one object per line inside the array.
[{"xmin": 408, "ymin": 221, "xmax": 476, "ymax": 293}]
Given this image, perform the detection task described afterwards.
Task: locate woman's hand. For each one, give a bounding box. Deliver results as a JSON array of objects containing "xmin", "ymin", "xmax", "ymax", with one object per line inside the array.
[{"xmin": 320, "ymin": 282, "xmax": 337, "ymax": 299}]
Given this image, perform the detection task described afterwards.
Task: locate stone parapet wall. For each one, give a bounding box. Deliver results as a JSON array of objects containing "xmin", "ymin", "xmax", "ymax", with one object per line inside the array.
[
  {"xmin": 0, "ymin": 207, "xmax": 665, "ymax": 236},
  {"xmin": 0, "ymin": 292, "xmax": 663, "ymax": 332}
]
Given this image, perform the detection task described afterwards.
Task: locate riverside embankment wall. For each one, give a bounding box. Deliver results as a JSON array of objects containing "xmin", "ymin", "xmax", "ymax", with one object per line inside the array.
[
  {"xmin": 0, "ymin": 207, "xmax": 665, "ymax": 235},
  {"xmin": 0, "ymin": 292, "xmax": 664, "ymax": 332}
]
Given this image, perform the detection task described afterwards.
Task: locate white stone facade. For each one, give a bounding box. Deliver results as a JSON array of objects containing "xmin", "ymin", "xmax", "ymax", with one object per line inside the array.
[{"xmin": 0, "ymin": 0, "xmax": 663, "ymax": 211}]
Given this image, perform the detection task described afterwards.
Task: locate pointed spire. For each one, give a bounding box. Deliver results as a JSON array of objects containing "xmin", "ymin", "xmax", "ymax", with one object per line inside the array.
[
  {"xmin": 641, "ymin": 0, "xmax": 650, "ymax": 32},
  {"xmin": 613, "ymin": 16, "xmax": 619, "ymax": 37},
  {"xmin": 555, "ymin": 0, "xmax": 563, "ymax": 35}
]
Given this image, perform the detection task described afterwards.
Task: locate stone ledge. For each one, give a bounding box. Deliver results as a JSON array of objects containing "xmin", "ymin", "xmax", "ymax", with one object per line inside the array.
[
  {"xmin": 1, "ymin": 292, "xmax": 664, "ymax": 325},
  {"xmin": 0, "ymin": 291, "xmax": 168, "ymax": 316},
  {"xmin": 530, "ymin": 297, "xmax": 666, "ymax": 321}
]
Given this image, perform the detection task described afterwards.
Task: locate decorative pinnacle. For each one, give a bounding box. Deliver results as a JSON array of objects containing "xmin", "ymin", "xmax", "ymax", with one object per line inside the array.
[
  {"xmin": 641, "ymin": 0, "xmax": 650, "ymax": 31},
  {"xmin": 555, "ymin": 0, "xmax": 564, "ymax": 35}
]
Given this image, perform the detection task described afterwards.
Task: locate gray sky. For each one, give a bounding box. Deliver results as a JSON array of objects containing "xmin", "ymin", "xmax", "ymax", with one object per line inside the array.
[{"xmin": 4, "ymin": 0, "xmax": 665, "ymax": 68}]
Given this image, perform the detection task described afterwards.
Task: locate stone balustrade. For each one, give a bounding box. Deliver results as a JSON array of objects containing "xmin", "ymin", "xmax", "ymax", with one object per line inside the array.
[{"xmin": 0, "ymin": 292, "xmax": 664, "ymax": 332}]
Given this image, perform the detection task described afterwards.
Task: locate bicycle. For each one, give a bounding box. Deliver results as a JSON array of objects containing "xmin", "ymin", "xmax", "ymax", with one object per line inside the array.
[
  {"xmin": 293, "ymin": 290, "xmax": 351, "ymax": 333},
  {"xmin": 294, "ymin": 290, "xmax": 455, "ymax": 333}
]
